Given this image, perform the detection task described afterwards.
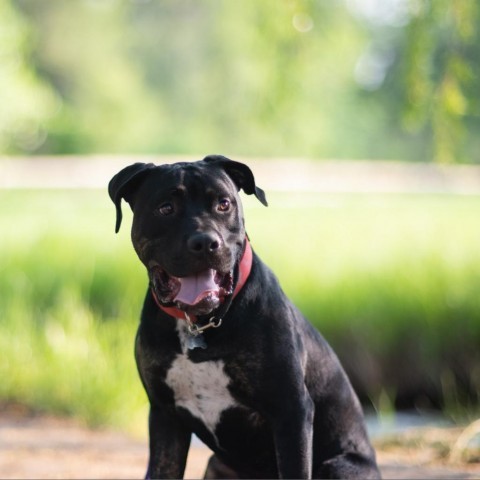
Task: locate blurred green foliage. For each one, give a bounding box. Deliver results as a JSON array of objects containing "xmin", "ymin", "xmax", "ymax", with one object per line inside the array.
[
  {"xmin": 0, "ymin": 0, "xmax": 57, "ymax": 152},
  {"xmin": 1, "ymin": 0, "xmax": 479, "ymax": 162}
]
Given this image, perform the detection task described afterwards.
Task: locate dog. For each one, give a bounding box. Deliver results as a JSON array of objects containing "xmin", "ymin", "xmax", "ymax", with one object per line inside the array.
[{"xmin": 109, "ymin": 155, "xmax": 380, "ymax": 479}]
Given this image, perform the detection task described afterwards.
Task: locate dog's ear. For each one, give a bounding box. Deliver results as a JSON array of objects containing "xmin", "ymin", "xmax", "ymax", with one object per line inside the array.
[
  {"xmin": 108, "ymin": 163, "xmax": 155, "ymax": 233},
  {"xmin": 203, "ymin": 154, "xmax": 268, "ymax": 206}
]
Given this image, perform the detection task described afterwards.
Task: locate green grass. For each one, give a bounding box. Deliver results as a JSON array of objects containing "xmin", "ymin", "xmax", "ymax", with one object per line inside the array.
[{"xmin": 1, "ymin": 189, "xmax": 479, "ymax": 432}]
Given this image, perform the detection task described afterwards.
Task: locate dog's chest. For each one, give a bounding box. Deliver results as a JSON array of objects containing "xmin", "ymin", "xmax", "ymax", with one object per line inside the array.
[{"xmin": 165, "ymin": 323, "xmax": 238, "ymax": 435}]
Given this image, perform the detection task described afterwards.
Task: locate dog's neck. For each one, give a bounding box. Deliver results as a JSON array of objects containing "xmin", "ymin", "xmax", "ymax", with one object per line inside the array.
[{"xmin": 151, "ymin": 238, "xmax": 253, "ymax": 324}]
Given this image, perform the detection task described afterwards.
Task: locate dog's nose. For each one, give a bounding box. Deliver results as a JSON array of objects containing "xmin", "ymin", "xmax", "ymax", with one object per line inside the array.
[{"xmin": 187, "ymin": 232, "xmax": 222, "ymax": 255}]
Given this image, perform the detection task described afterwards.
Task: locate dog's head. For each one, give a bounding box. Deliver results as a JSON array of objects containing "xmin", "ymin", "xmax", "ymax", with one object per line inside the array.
[{"xmin": 109, "ymin": 154, "xmax": 267, "ymax": 316}]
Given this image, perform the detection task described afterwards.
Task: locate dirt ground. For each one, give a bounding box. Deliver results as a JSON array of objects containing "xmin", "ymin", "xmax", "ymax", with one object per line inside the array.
[{"xmin": 1, "ymin": 405, "xmax": 479, "ymax": 479}]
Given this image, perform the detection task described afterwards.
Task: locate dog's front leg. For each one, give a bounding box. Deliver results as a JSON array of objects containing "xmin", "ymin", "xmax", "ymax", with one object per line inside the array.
[
  {"xmin": 146, "ymin": 405, "xmax": 191, "ymax": 479},
  {"xmin": 271, "ymin": 389, "xmax": 315, "ymax": 479}
]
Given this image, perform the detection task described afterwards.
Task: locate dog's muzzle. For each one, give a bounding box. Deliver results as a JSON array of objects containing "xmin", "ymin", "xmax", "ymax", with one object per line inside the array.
[{"xmin": 150, "ymin": 267, "xmax": 234, "ymax": 316}]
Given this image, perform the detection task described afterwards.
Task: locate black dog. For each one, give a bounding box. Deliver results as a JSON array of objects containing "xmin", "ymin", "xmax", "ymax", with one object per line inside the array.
[{"xmin": 109, "ymin": 155, "xmax": 380, "ymax": 479}]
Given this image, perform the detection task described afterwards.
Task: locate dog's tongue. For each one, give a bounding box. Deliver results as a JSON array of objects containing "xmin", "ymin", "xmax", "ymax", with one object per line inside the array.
[{"xmin": 174, "ymin": 269, "xmax": 219, "ymax": 306}]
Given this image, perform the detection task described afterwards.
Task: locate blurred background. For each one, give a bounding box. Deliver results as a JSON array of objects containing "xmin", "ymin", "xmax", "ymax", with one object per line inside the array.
[
  {"xmin": 1, "ymin": 0, "xmax": 479, "ymax": 436},
  {"xmin": 2, "ymin": 0, "xmax": 480, "ymax": 161}
]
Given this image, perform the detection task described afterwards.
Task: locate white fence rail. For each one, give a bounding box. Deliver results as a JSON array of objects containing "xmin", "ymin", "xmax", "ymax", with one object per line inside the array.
[{"xmin": 1, "ymin": 155, "xmax": 480, "ymax": 194}]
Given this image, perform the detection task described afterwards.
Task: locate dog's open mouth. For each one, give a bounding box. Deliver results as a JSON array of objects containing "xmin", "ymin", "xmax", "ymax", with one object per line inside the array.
[{"xmin": 150, "ymin": 267, "xmax": 234, "ymax": 316}]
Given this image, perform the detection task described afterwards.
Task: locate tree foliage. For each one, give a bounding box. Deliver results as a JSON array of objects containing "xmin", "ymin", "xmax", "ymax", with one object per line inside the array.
[
  {"xmin": 2, "ymin": 0, "xmax": 479, "ymax": 163},
  {"xmin": 0, "ymin": 0, "xmax": 57, "ymax": 152},
  {"xmin": 386, "ymin": 0, "xmax": 480, "ymax": 163}
]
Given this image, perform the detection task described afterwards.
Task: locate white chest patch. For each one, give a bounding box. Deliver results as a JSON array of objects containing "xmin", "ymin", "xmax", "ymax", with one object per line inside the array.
[{"xmin": 165, "ymin": 323, "xmax": 238, "ymax": 437}]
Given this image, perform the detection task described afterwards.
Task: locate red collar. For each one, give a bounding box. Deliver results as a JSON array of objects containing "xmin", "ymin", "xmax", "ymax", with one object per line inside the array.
[{"xmin": 151, "ymin": 239, "xmax": 253, "ymax": 323}]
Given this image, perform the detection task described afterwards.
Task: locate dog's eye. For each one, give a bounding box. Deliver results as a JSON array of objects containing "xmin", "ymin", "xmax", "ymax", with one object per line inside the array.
[
  {"xmin": 217, "ymin": 198, "xmax": 231, "ymax": 212},
  {"xmin": 158, "ymin": 203, "xmax": 174, "ymax": 216}
]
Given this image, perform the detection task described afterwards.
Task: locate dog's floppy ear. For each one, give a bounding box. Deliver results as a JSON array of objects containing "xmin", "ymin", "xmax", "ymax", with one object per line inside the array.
[
  {"xmin": 108, "ymin": 163, "xmax": 155, "ymax": 233},
  {"xmin": 203, "ymin": 154, "xmax": 268, "ymax": 206}
]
